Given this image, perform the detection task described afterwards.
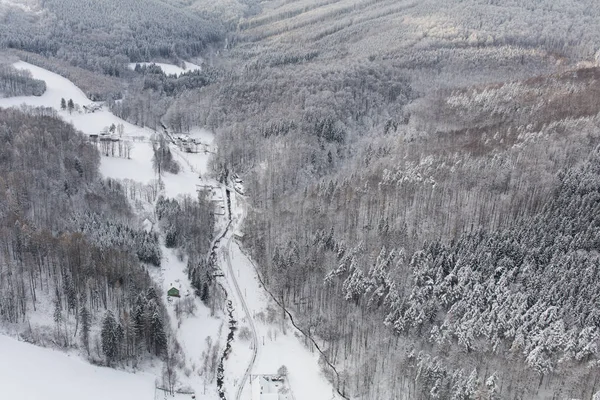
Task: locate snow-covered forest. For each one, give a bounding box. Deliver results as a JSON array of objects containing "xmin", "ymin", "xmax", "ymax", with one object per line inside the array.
[
  {"xmin": 205, "ymin": 1, "xmax": 600, "ymax": 398},
  {"xmin": 2, "ymin": 0, "xmax": 600, "ymax": 399},
  {"xmin": 0, "ymin": 62, "xmax": 45, "ymax": 97},
  {"xmin": 0, "ymin": 107, "xmax": 167, "ymax": 362}
]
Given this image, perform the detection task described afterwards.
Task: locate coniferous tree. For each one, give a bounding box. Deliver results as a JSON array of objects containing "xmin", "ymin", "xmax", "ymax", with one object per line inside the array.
[
  {"xmin": 53, "ymin": 295, "xmax": 63, "ymax": 344},
  {"xmin": 148, "ymin": 302, "xmax": 167, "ymax": 357},
  {"xmin": 80, "ymin": 305, "xmax": 91, "ymax": 356},
  {"xmin": 101, "ymin": 311, "xmax": 119, "ymax": 364},
  {"xmin": 133, "ymin": 296, "xmax": 147, "ymax": 352}
]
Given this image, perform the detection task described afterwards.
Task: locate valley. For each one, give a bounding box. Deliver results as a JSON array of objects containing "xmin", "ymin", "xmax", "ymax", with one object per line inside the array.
[
  {"xmin": 0, "ymin": 60, "xmax": 341, "ymax": 400},
  {"xmin": 2, "ymin": 0, "xmax": 600, "ymax": 399}
]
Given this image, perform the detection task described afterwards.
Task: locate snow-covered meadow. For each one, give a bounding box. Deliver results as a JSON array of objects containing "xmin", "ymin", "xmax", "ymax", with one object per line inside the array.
[{"xmin": 127, "ymin": 61, "xmax": 202, "ymax": 76}]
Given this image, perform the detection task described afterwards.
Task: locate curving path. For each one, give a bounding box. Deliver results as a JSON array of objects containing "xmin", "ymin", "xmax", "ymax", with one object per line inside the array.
[
  {"xmin": 223, "ymin": 232, "xmax": 259, "ymax": 400},
  {"xmin": 213, "ymin": 188, "xmax": 259, "ymax": 400}
]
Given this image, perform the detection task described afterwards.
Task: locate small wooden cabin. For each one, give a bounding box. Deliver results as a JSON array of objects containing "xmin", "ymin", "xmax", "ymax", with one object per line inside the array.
[{"xmin": 167, "ymin": 287, "xmax": 180, "ymax": 298}]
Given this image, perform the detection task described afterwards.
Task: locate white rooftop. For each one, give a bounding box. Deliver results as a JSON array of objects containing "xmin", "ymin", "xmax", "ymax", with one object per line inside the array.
[{"xmin": 251, "ymin": 375, "xmax": 288, "ymax": 400}]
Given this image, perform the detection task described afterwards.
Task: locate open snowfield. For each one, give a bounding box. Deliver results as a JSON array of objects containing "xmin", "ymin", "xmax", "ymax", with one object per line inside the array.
[
  {"xmin": 167, "ymin": 147, "xmax": 217, "ymax": 198},
  {"xmin": 0, "ymin": 62, "xmax": 154, "ymax": 137},
  {"xmin": 0, "ymin": 335, "xmax": 155, "ymax": 400},
  {"xmin": 128, "ymin": 61, "xmax": 202, "ymax": 76},
  {"xmin": 0, "ymin": 0, "xmax": 40, "ymax": 14}
]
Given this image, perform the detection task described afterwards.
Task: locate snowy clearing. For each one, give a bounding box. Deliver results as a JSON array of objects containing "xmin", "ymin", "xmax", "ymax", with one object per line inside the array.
[
  {"xmin": 0, "ymin": 335, "xmax": 155, "ymax": 400},
  {"xmin": 128, "ymin": 61, "xmax": 202, "ymax": 76}
]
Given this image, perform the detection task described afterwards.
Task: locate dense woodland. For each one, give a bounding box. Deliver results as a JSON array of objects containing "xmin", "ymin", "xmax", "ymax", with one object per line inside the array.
[
  {"xmin": 2, "ymin": 0, "xmax": 600, "ymax": 398},
  {"xmin": 234, "ymin": 72, "xmax": 600, "ymax": 399},
  {"xmin": 0, "ymin": 0, "xmax": 225, "ymax": 99},
  {"xmin": 205, "ymin": 1, "xmax": 600, "ymax": 398},
  {"xmin": 109, "ymin": 64, "xmax": 221, "ymax": 131},
  {"xmin": 155, "ymin": 194, "xmax": 216, "ymax": 307},
  {"xmin": 0, "ymin": 108, "xmax": 215, "ymax": 379},
  {"xmin": 0, "ymin": 107, "xmax": 169, "ymax": 365}
]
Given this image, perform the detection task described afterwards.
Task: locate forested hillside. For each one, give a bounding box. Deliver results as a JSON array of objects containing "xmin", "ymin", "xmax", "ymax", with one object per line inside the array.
[
  {"xmin": 0, "ymin": 0, "xmax": 225, "ymax": 99},
  {"xmin": 2, "ymin": 0, "xmax": 600, "ymax": 398},
  {"xmin": 197, "ymin": 0, "xmax": 600, "ymax": 398},
  {"xmin": 0, "ymin": 107, "xmax": 169, "ymax": 364}
]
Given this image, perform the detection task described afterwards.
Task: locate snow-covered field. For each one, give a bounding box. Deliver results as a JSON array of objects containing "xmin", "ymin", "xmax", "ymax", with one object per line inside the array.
[
  {"xmin": 0, "ymin": 335, "xmax": 155, "ymax": 400},
  {"xmin": 128, "ymin": 61, "xmax": 202, "ymax": 76},
  {"xmin": 0, "ymin": 59, "xmax": 341, "ymax": 400},
  {"xmin": 0, "ymin": 62, "xmax": 153, "ymax": 136}
]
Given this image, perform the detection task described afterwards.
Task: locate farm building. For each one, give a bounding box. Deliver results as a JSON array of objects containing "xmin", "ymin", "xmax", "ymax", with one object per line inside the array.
[
  {"xmin": 251, "ymin": 375, "xmax": 291, "ymax": 400},
  {"xmin": 83, "ymin": 103, "xmax": 103, "ymax": 113}
]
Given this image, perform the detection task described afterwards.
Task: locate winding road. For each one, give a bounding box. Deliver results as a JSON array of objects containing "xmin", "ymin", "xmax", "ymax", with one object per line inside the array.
[
  {"xmin": 224, "ymin": 232, "xmax": 259, "ymax": 400},
  {"xmin": 217, "ymin": 189, "xmax": 260, "ymax": 400}
]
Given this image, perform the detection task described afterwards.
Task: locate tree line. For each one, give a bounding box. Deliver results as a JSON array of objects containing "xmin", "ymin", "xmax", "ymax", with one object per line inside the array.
[{"xmin": 0, "ymin": 63, "xmax": 45, "ymax": 97}]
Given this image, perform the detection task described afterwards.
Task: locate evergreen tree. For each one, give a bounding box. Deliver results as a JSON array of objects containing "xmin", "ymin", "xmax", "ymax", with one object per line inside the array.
[
  {"xmin": 80, "ymin": 305, "xmax": 91, "ymax": 356},
  {"xmin": 115, "ymin": 321, "xmax": 125, "ymax": 360},
  {"xmin": 67, "ymin": 98, "xmax": 74, "ymax": 114},
  {"xmin": 53, "ymin": 294, "xmax": 63, "ymax": 343},
  {"xmin": 149, "ymin": 306, "xmax": 167, "ymax": 356},
  {"xmin": 201, "ymin": 281, "xmax": 210, "ymax": 303},
  {"xmin": 101, "ymin": 311, "xmax": 119, "ymax": 364},
  {"xmin": 60, "ymin": 97, "xmax": 66, "ymax": 110},
  {"xmin": 136, "ymin": 232, "xmax": 161, "ymax": 266},
  {"xmin": 132, "ymin": 297, "xmax": 147, "ymax": 352}
]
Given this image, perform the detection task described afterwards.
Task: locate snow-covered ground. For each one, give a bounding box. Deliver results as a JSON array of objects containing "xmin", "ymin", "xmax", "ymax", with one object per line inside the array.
[
  {"xmin": 0, "ymin": 60, "xmax": 221, "ymax": 398},
  {"xmin": 0, "ymin": 61, "xmax": 161, "ymax": 184},
  {"xmin": 221, "ymin": 193, "xmax": 343, "ymax": 400},
  {"xmin": 0, "ymin": 62, "xmax": 153, "ymax": 136},
  {"xmin": 0, "ymin": 0, "xmax": 40, "ymax": 14},
  {"xmin": 0, "ymin": 335, "xmax": 155, "ymax": 400},
  {"xmin": 0, "ymin": 61, "xmax": 216, "ymax": 193},
  {"xmin": 151, "ymin": 245, "xmax": 224, "ymax": 400},
  {"xmin": 0, "ymin": 59, "xmax": 341, "ymax": 400},
  {"xmin": 128, "ymin": 61, "xmax": 202, "ymax": 76}
]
